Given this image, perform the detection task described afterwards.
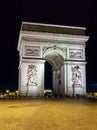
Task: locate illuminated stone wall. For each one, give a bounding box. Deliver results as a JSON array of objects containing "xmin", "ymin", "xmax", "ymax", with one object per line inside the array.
[
  {"xmin": 18, "ymin": 22, "xmax": 89, "ymax": 97},
  {"xmin": 19, "ymin": 59, "xmax": 45, "ymax": 96}
]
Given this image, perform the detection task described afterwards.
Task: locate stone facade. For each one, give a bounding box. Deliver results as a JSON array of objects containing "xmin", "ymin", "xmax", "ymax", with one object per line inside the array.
[{"xmin": 17, "ymin": 22, "xmax": 89, "ymax": 97}]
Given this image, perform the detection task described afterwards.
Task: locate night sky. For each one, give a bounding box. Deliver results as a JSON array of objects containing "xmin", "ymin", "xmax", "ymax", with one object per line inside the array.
[{"xmin": 0, "ymin": 0, "xmax": 97, "ymax": 90}]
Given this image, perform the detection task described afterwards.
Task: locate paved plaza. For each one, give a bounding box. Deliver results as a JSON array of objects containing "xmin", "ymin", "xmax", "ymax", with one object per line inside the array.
[{"xmin": 0, "ymin": 98, "xmax": 97, "ymax": 130}]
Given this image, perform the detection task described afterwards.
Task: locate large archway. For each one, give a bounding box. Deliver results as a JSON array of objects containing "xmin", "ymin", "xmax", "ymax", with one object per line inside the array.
[
  {"xmin": 43, "ymin": 49, "xmax": 65, "ymax": 96},
  {"xmin": 17, "ymin": 22, "xmax": 89, "ymax": 97}
]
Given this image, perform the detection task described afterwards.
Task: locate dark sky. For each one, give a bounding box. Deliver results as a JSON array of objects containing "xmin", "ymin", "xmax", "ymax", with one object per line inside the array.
[{"xmin": 0, "ymin": 0, "xmax": 97, "ymax": 90}]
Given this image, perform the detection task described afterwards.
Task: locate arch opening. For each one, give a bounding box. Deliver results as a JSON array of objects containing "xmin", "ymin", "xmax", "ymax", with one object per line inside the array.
[
  {"xmin": 44, "ymin": 61, "xmax": 52, "ymax": 90},
  {"xmin": 44, "ymin": 51, "xmax": 65, "ymax": 96}
]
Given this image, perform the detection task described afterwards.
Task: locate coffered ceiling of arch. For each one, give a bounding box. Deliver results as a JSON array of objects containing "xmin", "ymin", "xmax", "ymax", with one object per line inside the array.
[{"xmin": 44, "ymin": 52, "xmax": 64, "ymax": 70}]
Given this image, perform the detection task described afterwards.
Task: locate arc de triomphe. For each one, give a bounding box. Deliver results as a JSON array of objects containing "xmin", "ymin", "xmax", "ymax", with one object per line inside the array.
[{"xmin": 17, "ymin": 22, "xmax": 89, "ymax": 97}]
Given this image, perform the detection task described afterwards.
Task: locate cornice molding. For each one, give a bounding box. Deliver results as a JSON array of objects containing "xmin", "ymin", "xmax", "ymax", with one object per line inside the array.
[{"xmin": 17, "ymin": 31, "xmax": 89, "ymax": 51}]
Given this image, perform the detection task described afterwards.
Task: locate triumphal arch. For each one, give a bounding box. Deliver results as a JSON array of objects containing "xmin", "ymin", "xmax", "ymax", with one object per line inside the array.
[{"xmin": 17, "ymin": 22, "xmax": 89, "ymax": 97}]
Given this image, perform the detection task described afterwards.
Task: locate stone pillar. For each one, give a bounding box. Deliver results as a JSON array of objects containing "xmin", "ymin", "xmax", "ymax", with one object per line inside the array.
[
  {"xmin": 53, "ymin": 68, "xmax": 65, "ymax": 96},
  {"xmin": 61, "ymin": 62, "xmax": 68, "ymax": 96},
  {"xmin": 64, "ymin": 61, "xmax": 87, "ymax": 96},
  {"xmin": 61, "ymin": 65, "xmax": 65, "ymax": 96},
  {"xmin": 53, "ymin": 70, "xmax": 58, "ymax": 95},
  {"xmin": 52, "ymin": 70, "xmax": 56, "ymax": 94},
  {"xmin": 18, "ymin": 65, "xmax": 21, "ymax": 94},
  {"xmin": 19, "ymin": 59, "xmax": 45, "ymax": 96}
]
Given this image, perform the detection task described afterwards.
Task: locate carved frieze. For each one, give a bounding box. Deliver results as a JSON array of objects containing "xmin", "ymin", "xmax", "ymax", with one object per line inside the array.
[
  {"xmin": 25, "ymin": 46, "xmax": 40, "ymax": 57},
  {"xmin": 42, "ymin": 45, "xmax": 66, "ymax": 55},
  {"xmin": 69, "ymin": 49, "xmax": 83, "ymax": 59},
  {"xmin": 71, "ymin": 65, "xmax": 82, "ymax": 85},
  {"xmin": 27, "ymin": 64, "xmax": 37, "ymax": 86}
]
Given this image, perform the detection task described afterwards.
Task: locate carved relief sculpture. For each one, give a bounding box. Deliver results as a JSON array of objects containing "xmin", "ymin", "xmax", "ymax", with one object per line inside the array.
[
  {"xmin": 25, "ymin": 46, "xmax": 40, "ymax": 56},
  {"xmin": 71, "ymin": 65, "xmax": 82, "ymax": 85},
  {"xmin": 69, "ymin": 49, "xmax": 83, "ymax": 59},
  {"xmin": 27, "ymin": 64, "xmax": 37, "ymax": 86}
]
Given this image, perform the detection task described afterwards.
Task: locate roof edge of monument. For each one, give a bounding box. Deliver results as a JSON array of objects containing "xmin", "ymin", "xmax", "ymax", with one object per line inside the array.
[
  {"xmin": 21, "ymin": 21, "xmax": 86, "ymax": 30},
  {"xmin": 21, "ymin": 21, "xmax": 86, "ymax": 35}
]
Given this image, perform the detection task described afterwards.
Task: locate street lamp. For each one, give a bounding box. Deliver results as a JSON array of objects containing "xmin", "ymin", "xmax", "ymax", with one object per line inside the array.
[
  {"xmin": 6, "ymin": 89, "xmax": 9, "ymax": 94},
  {"xmin": 15, "ymin": 90, "xmax": 19, "ymax": 96},
  {"xmin": 6, "ymin": 89, "xmax": 9, "ymax": 97}
]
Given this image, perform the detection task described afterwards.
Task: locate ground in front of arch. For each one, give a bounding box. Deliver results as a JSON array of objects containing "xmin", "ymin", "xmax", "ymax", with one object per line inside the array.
[{"xmin": 0, "ymin": 98, "xmax": 97, "ymax": 130}]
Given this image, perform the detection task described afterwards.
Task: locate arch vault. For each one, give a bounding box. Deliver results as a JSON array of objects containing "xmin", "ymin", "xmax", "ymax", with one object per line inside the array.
[{"xmin": 17, "ymin": 22, "xmax": 89, "ymax": 97}]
